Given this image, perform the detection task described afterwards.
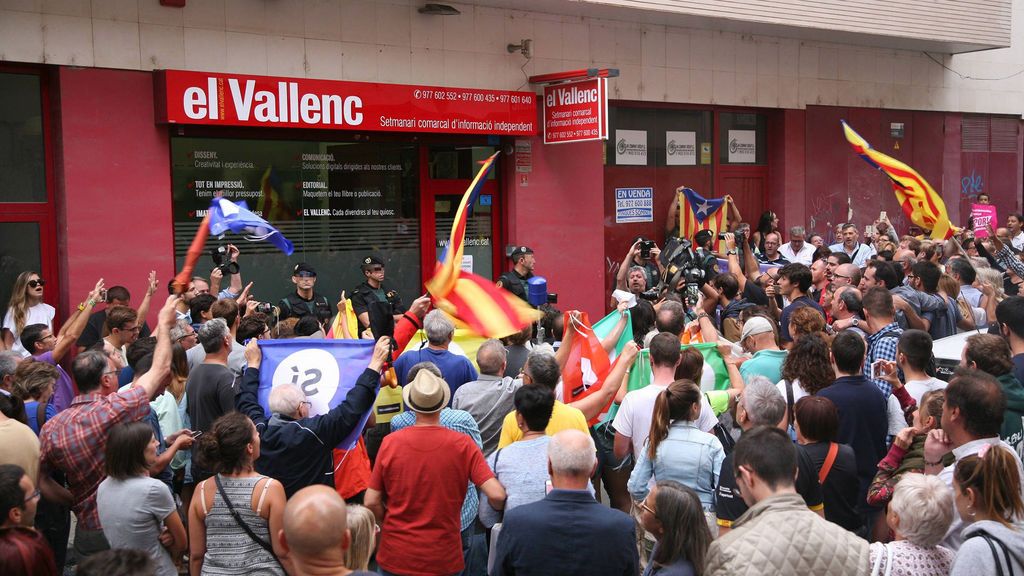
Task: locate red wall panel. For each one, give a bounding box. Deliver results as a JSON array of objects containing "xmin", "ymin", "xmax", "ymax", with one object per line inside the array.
[
  {"xmin": 505, "ymin": 138, "xmax": 606, "ymax": 318},
  {"xmin": 56, "ymin": 68, "xmax": 173, "ymax": 327}
]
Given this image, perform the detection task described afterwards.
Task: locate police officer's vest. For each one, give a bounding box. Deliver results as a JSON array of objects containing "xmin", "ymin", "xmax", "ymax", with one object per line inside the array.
[
  {"xmin": 498, "ymin": 271, "xmax": 530, "ymax": 302},
  {"xmin": 280, "ymin": 292, "xmax": 331, "ymax": 321}
]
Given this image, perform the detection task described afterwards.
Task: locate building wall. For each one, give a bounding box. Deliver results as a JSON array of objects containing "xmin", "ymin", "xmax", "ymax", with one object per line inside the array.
[
  {"xmin": 1, "ymin": 0, "xmax": 1023, "ymax": 116},
  {"xmin": 54, "ymin": 67, "xmax": 174, "ymax": 326}
]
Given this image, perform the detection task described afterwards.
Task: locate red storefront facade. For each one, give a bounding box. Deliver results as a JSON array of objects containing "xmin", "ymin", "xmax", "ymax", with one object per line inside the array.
[{"xmin": 2, "ymin": 63, "xmax": 1022, "ymax": 324}]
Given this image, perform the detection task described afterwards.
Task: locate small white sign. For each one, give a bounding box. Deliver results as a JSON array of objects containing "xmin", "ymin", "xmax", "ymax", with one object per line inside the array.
[
  {"xmin": 460, "ymin": 255, "xmax": 473, "ymax": 273},
  {"xmin": 727, "ymin": 130, "xmax": 756, "ymax": 163},
  {"xmin": 615, "ymin": 130, "xmax": 648, "ymax": 166},
  {"xmin": 666, "ymin": 131, "xmax": 696, "ymax": 166}
]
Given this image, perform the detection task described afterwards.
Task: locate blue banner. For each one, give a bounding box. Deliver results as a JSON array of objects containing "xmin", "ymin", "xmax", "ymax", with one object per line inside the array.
[{"xmin": 257, "ymin": 339, "xmax": 375, "ymax": 449}]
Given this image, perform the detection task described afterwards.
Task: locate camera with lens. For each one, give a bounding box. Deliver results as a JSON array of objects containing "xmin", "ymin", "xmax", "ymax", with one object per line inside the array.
[
  {"xmin": 657, "ymin": 236, "xmax": 719, "ymax": 306},
  {"xmin": 210, "ymin": 246, "xmax": 240, "ymax": 275},
  {"xmin": 638, "ymin": 289, "xmax": 660, "ymax": 301},
  {"xmin": 639, "ymin": 240, "xmax": 656, "ymax": 259},
  {"xmin": 254, "ymin": 302, "xmax": 279, "ymax": 316}
]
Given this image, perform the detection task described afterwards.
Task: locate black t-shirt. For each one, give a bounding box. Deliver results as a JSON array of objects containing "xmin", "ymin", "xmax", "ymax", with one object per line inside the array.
[
  {"xmin": 742, "ymin": 281, "xmax": 769, "ymax": 307},
  {"xmin": 715, "ymin": 442, "xmax": 824, "ymax": 528},
  {"xmin": 76, "ymin": 309, "xmax": 151, "ymax": 349},
  {"xmin": 801, "ymin": 441, "xmax": 863, "ymax": 533}
]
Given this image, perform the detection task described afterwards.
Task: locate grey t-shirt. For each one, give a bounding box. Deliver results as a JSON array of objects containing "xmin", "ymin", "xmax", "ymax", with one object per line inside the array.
[
  {"xmin": 451, "ymin": 375, "xmax": 522, "ymax": 456},
  {"xmin": 97, "ymin": 476, "xmax": 177, "ymax": 576},
  {"xmin": 479, "ymin": 436, "xmax": 551, "ymax": 528}
]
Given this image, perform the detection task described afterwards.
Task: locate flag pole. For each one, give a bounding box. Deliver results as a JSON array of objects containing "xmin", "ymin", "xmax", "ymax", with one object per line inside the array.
[{"xmin": 173, "ymin": 214, "xmax": 211, "ymax": 295}]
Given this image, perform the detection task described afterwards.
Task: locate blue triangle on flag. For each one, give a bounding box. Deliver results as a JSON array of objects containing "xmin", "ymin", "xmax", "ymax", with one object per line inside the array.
[{"xmin": 682, "ymin": 188, "xmax": 725, "ymax": 224}]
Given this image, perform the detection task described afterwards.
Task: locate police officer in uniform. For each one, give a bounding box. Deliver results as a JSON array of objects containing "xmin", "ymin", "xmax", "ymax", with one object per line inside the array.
[
  {"xmin": 496, "ymin": 246, "xmax": 535, "ymax": 303},
  {"xmin": 278, "ymin": 262, "xmax": 332, "ymax": 322},
  {"xmin": 350, "ymin": 255, "xmax": 406, "ymax": 333}
]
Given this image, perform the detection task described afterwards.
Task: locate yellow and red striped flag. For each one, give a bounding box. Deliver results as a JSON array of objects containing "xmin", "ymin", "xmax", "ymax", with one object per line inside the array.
[
  {"xmin": 842, "ymin": 120, "xmax": 957, "ymax": 240},
  {"xmin": 678, "ymin": 186, "xmax": 730, "ymax": 251},
  {"xmin": 425, "ymin": 152, "xmax": 540, "ymax": 338}
]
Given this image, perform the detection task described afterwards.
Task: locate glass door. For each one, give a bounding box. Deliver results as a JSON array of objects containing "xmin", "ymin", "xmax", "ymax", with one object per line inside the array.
[{"xmin": 420, "ymin": 146, "xmax": 501, "ymax": 283}]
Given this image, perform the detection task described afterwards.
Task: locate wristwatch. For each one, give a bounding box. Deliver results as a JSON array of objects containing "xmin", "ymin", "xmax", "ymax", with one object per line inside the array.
[
  {"xmin": 851, "ymin": 318, "xmax": 860, "ymax": 328},
  {"xmin": 726, "ymin": 249, "xmax": 738, "ymax": 256}
]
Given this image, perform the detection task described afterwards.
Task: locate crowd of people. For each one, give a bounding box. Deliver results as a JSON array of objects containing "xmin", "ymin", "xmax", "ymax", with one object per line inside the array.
[{"xmin": 0, "ymin": 200, "xmax": 1023, "ymax": 576}]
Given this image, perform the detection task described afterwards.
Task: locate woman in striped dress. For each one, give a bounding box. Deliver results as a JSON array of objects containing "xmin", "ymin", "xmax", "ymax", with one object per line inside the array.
[{"xmin": 188, "ymin": 412, "xmax": 286, "ymax": 576}]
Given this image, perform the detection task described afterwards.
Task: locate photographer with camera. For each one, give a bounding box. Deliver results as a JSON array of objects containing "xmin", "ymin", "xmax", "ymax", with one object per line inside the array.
[
  {"xmin": 612, "ymin": 239, "xmax": 664, "ymax": 307},
  {"xmin": 278, "ymin": 263, "xmax": 332, "ymax": 324},
  {"xmin": 208, "ymin": 244, "xmax": 243, "ymax": 299},
  {"xmin": 497, "ymin": 246, "xmax": 536, "ymax": 303}
]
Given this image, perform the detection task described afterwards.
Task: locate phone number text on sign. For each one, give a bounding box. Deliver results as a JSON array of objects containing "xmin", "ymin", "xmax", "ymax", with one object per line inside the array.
[
  {"xmin": 413, "ymin": 89, "xmax": 533, "ymax": 104},
  {"xmin": 615, "ymin": 187, "xmax": 653, "ymax": 223}
]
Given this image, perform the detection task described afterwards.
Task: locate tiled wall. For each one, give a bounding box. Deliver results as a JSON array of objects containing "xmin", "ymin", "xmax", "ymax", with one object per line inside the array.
[{"xmin": 1, "ymin": 0, "xmax": 1022, "ymax": 115}]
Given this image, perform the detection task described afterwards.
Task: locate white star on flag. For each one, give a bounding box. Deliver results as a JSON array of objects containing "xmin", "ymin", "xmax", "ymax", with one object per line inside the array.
[{"xmin": 696, "ymin": 199, "xmax": 711, "ymax": 218}]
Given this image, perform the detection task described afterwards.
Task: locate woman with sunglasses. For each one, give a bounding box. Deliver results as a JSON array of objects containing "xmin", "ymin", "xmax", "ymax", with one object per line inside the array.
[
  {"xmin": 637, "ymin": 480, "xmax": 712, "ymax": 576},
  {"xmin": 2, "ymin": 271, "xmax": 55, "ymax": 357}
]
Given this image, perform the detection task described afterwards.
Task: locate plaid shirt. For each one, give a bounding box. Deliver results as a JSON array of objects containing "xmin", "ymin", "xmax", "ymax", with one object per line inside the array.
[
  {"xmin": 38, "ymin": 386, "xmax": 150, "ymax": 530},
  {"xmin": 995, "ymin": 245, "xmax": 1024, "ymax": 279},
  {"xmin": 865, "ymin": 322, "xmax": 902, "ymax": 397},
  {"xmin": 390, "ymin": 408, "xmax": 482, "ymax": 531}
]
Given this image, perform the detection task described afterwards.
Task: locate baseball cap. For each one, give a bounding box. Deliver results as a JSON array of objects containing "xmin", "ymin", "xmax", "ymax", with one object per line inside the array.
[
  {"xmin": 510, "ymin": 246, "xmax": 534, "ymax": 260},
  {"xmin": 403, "ymin": 369, "xmax": 450, "ymax": 414},
  {"xmin": 293, "ymin": 262, "xmax": 317, "ymax": 276},
  {"xmin": 740, "ymin": 316, "xmax": 775, "ymax": 341},
  {"xmin": 361, "ymin": 255, "xmax": 384, "ymax": 270}
]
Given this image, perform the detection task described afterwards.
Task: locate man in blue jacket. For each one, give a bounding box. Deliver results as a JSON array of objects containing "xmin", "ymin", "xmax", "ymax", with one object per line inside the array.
[
  {"xmin": 236, "ymin": 336, "xmax": 389, "ymax": 497},
  {"xmin": 493, "ymin": 429, "xmax": 638, "ymax": 576}
]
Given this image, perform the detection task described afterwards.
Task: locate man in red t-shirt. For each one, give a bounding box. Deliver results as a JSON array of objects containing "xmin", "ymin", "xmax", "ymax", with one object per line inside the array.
[{"xmin": 366, "ymin": 369, "xmax": 506, "ymax": 576}]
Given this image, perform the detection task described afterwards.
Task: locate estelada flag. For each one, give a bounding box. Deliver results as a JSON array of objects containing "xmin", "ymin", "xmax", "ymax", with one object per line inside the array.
[
  {"xmin": 426, "ymin": 152, "xmax": 540, "ymax": 337},
  {"xmin": 562, "ymin": 312, "xmax": 619, "ymax": 425},
  {"xmin": 678, "ymin": 187, "xmax": 729, "ymax": 251},
  {"xmin": 841, "ymin": 120, "xmax": 957, "ymax": 240}
]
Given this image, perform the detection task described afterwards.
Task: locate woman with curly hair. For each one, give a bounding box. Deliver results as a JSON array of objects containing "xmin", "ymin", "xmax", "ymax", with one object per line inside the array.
[
  {"xmin": 787, "ymin": 306, "xmax": 826, "ymax": 345},
  {"xmin": 2, "ymin": 271, "xmax": 55, "ymax": 357},
  {"xmin": 776, "ymin": 332, "xmax": 834, "ymax": 428}
]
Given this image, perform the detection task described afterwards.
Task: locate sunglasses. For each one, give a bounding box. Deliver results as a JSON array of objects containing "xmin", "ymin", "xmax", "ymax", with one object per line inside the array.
[
  {"xmin": 296, "ymin": 272, "xmax": 316, "ymax": 278},
  {"xmin": 636, "ymin": 500, "xmax": 656, "ymax": 517},
  {"xmin": 28, "ymin": 279, "xmax": 45, "ymax": 288}
]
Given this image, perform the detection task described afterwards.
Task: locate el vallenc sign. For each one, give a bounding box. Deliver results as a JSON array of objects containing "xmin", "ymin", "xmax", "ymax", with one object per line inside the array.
[
  {"xmin": 542, "ymin": 77, "xmax": 608, "ymax": 144},
  {"xmin": 155, "ymin": 70, "xmax": 537, "ymax": 136}
]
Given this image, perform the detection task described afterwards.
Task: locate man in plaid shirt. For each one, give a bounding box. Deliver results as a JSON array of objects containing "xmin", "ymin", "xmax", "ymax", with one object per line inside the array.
[
  {"xmin": 38, "ymin": 295, "xmax": 179, "ymax": 560},
  {"xmin": 861, "ymin": 287, "xmax": 903, "ymax": 397}
]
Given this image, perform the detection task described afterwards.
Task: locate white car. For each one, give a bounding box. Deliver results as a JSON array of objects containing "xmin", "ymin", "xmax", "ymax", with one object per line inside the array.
[{"xmin": 932, "ymin": 331, "xmax": 980, "ymax": 381}]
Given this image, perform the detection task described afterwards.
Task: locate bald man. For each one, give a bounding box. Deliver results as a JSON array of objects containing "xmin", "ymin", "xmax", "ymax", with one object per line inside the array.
[{"xmin": 277, "ymin": 485, "xmax": 375, "ymax": 576}]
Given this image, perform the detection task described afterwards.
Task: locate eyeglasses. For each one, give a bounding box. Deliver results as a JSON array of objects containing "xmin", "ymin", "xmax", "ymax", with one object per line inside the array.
[
  {"xmin": 296, "ymin": 272, "xmax": 316, "ymax": 278},
  {"xmin": 636, "ymin": 500, "xmax": 656, "ymax": 517},
  {"xmin": 833, "ymin": 273, "xmax": 852, "ymax": 280},
  {"xmin": 120, "ymin": 325, "xmax": 141, "ymax": 333},
  {"xmin": 299, "ymin": 401, "xmax": 312, "ymax": 409},
  {"xmin": 906, "ymin": 274, "xmax": 918, "ymax": 280},
  {"xmin": 103, "ymin": 369, "xmax": 119, "ymax": 377},
  {"xmin": 176, "ymin": 332, "xmax": 195, "ymax": 342},
  {"xmin": 24, "ymin": 489, "xmax": 40, "ymax": 503},
  {"xmin": 28, "ymin": 279, "xmax": 45, "ymax": 288}
]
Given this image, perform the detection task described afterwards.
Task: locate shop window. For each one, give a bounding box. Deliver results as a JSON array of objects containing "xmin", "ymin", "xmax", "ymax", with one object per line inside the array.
[
  {"xmin": 0, "ymin": 222, "xmax": 42, "ymax": 313},
  {"xmin": 718, "ymin": 112, "xmax": 767, "ymax": 165},
  {"xmin": 0, "ymin": 72, "xmax": 46, "ymax": 203},
  {"xmin": 428, "ymin": 146, "xmax": 497, "ymax": 180},
  {"xmin": 171, "ymin": 138, "xmax": 421, "ymax": 304},
  {"xmin": 606, "ymin": 108, "xmax": 712, "ymax": 168}
]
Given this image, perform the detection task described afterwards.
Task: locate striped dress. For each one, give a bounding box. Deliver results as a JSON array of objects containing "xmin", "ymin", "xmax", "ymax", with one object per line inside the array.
[{"xmin": 199, "ymin": 475, "xmax": 283, "ymax": 576}]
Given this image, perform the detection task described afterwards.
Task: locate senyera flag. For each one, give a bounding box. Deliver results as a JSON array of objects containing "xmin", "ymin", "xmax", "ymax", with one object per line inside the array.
[
  {"xmin": 209, "ymin": 196, "xmax": 295, "ymax": 255},
  {"xmin": 562, "ymin": 312, "xmax": 618, "ymax": 425},
  {"xmin": 426, "ymin": 152, "xmax": 540, "ymax": 337},
  {"xmin": 841, "ymin": 120, "xmax": 956, "ymax": 240},
  {"xmin": 257, "ymin": 339, "xmax": 375, "ymax": 449}
]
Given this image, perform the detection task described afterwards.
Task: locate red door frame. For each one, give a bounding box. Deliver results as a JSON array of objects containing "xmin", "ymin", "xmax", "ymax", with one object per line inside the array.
[
  {"xmin": 712, "ymin": 109, "xmax": 770, "ymax": 215},
  {"xmin": 0, "ymin": 64, "xmax": 60, "ymax": 321},
  {"xmin": 417, "ymin": 146, "xmax": 503, "ymax": 286}
]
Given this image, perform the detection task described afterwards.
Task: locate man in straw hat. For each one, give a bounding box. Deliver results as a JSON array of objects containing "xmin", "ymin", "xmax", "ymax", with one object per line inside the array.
[{"xmin": 365, "ymin": 368, "xmax": 506, "ymax": 576}]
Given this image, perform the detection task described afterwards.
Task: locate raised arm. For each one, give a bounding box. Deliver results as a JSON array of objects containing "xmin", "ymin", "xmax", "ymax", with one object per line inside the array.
[
  {"xmin": 665, "ymin": 190, "xmax": 681, "ymax": 237},
  {"xmin": 315, "ymin": 338, "xmax": 388, "ymax": 446},
  {"xmin": 600, "ymin": 303, "xmax": 630, "ymax": 354},
  {"xmin": 52, "ymin": 279, "xmax": 104, "ymax": 362},
  {"xmin": 568, "ymin": 342, "xmax": 639, "ymax": 421},
  {"xmin": 237, "ymin": 340, "xmax": 270, "ymax": 428},
  {"xmin": 226, "ymin": 244, "xmax": 243, "ymax": 296},
  {"xmin": 135, "ymin": 271, "xmax": 158, "ymax": 327},
  {"xmin": 136, "ymin": 295, "xmax": 179, "ymax": 399},
  {"xmin": 616, "ymin": 242, "xmax": 640, "ymax": 292}
]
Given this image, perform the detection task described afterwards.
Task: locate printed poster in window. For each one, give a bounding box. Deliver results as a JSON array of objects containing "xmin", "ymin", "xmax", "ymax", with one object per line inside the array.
[
  {"xmin": 727, "ymin": 130, "xmax": 756, "ymax": 163},
  {"xmin": 666, "ymin": 131, "xmax": 696, "ymax": 166},
  {"xmin": 615, "ymin": 130, "xmax": 647, "ymax": 166}
]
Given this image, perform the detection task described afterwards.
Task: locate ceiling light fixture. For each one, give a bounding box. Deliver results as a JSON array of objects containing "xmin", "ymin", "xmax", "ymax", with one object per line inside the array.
[{"xmin": 418, "ymin": 3, "xmax": 461, "ymax": 16}]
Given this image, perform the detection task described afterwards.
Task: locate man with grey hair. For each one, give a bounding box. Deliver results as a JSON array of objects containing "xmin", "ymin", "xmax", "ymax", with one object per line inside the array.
[
  {"xmin": 168, "ymin": 319, "xmax": 197, "ymax": 351},
  {"xmin": 235, "ymin": 337, "xmax": 390, "ymax": 497},
  {"xmin": 493, "ymin": 429, "xmax": 638, "ymax": 575},
  {"xmin": 392, "ymin": 310, "xmax": 477, "ymax": 397},
  {"xmin": 829, "ymin": 223, "xmax": 876, "ymax": 268},
  {"xmin": 779, "ymin": 226, "xmax": 815, "ymax": 266},
  {"xmin": 715, "ymin": 376, "xmax": 825, "ymax": 535},
  {"xmin": 0, "ymin": 350, "xmax": 21, "ymax": 395},
  {"xmin": 830, "ymin": 285, "xmax": 867, "ymax": 339},
  {"xmin": 452, "ymin": 339, "xmax": 522, "ymax": 455},
  {"xmin": 185, "ymin": 317, "xmax": 237, "ymax": 482}
]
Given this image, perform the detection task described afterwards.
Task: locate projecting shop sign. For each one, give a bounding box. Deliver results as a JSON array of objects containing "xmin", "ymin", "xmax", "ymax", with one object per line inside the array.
[
  {"xmin": 155, "ymin": 70, "xmax": 537, "ymax": 136},
  {"xmin": 542, "ymin": 77, "xmax": 608, "ymax": 144},
  {"xmin": 615, "ymin": 187, "xmax": 653, "ymax": 223}
]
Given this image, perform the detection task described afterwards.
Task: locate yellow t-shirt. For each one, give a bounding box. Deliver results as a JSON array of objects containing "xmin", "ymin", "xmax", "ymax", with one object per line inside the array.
[{"xmin": 497, "ymin": 400, "xmax": 589, "ymax": 448}]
